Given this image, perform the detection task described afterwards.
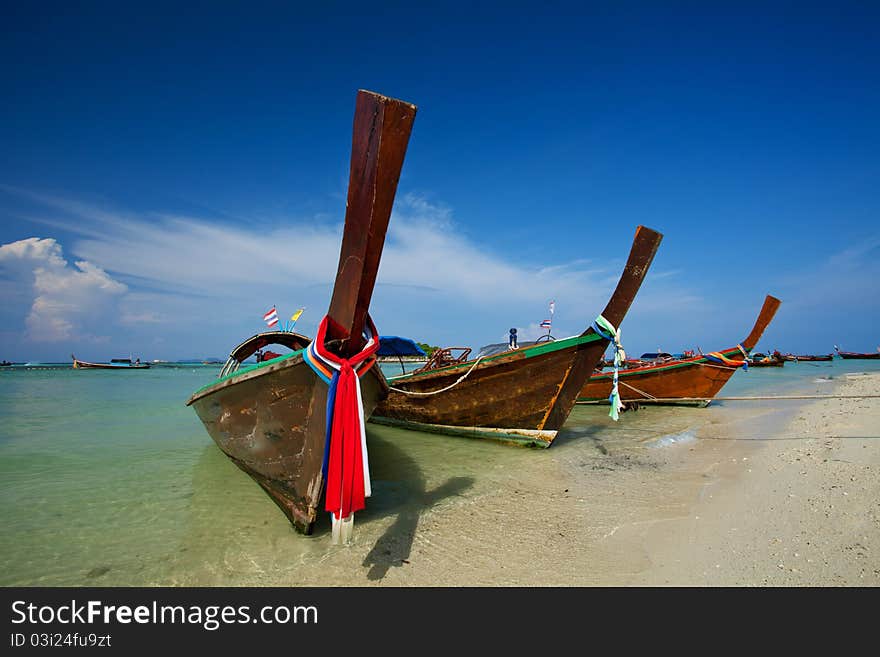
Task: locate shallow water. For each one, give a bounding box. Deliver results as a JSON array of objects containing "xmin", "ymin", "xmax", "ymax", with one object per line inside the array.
[{"xmin": 1, "ymin": 359, "xmax": 877, "ymax": 585}]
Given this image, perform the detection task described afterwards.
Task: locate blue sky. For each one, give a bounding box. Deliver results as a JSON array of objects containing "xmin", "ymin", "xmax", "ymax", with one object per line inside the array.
[{"xmin": 2, "ymin": 1, "xmax": 878, "ymax": 361}]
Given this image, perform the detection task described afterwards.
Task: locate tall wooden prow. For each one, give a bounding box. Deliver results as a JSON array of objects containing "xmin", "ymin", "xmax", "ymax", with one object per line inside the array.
[
  {"xmin": 741, "ymin": 295, "xmax": 782, "ymax": 351},
  {"xmin": 326, "ymin": 90, "xmax": 417, "ymax": 355}
]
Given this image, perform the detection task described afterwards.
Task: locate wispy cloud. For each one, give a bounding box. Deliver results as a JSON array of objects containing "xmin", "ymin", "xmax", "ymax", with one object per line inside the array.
[{"xmin": 0, "ymin": 187, "xmax": 702, "ymax": 358}]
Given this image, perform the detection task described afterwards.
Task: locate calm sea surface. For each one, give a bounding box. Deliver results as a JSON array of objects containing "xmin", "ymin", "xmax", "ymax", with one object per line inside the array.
[{"xmin": 1, "ymin": 358, "xmax": 878, "ymax": 585}]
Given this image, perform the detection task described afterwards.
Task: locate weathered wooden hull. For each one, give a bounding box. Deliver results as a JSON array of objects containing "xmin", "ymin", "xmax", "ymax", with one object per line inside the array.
[
  {"xmin": 186, "ymin": 90, "xmax": 417, "ymax": 534},
  {"xmin": 187, "ymin": 353, "xmax": 386, "ymax": 532},
  {"xmin": 372, "ymin": 225, "xmax": 664, "ymax": 447},
  {"xmin": 373, "ymin": 333, "xmax": 610, "ymax": 447},
  {"xmin": 578, "ymin": 346, "xmax": 745, "ymax": 407},
  {"xmin": 837, "ymin": 352, "xmax": 880, "ymax": 360},
  {"xmin": 578, "ymin": 295, "xmax": 782, "ymax": 406}
]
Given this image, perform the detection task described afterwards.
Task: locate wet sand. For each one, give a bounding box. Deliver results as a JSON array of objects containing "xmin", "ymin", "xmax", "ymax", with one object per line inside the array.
[
  {"xmin": 622, "ymin": 371, "xmax": 880, "ymax": 586},
  {"xmin": 164, "ymin": 372, "xmax": 878, "ymax": 587}
]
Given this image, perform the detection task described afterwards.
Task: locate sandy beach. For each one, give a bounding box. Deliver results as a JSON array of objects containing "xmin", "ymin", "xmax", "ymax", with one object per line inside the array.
[
  {"xmin": 3, "ymin": 366, "xmax": 877, "ymax": 587},
  {"xmin": 616, "ymin": 371, "xmax": 880, "ymax": 585},
  {"xmin": 220, "ymin": 371, "xmax": 879, "ymax": 587}
]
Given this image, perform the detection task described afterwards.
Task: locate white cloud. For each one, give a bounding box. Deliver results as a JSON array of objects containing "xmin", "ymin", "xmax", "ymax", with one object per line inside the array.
[
  {"xmin": 0, "ymin": 237, "xmax": 127, "ymax": 342},
  {"xmin": 1, "ymin": 188, "xmax": 702, "ymax": 357}
]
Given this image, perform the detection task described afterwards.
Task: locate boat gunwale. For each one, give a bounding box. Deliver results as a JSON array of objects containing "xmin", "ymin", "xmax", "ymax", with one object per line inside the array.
[
  {"xmin": 187, "ymin": 342, "xmax": 391, "ymax": 405},
  {"xmin": 588, "ymin": 345, "xmax": 747, "ymax": 380},
  {"xmin": 385, "ymin": 332, "xmax": 604, "ymax": 384},
  {"xmin": 187, "ymin": 349, "xmax": 307, "ymax": 404}
]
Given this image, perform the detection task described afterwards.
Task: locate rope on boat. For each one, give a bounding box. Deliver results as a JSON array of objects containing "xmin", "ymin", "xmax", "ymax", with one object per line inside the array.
[
  {"xmin": 619, "ymin": 379, "xmax": 659, "ymax": 400},
  {"xmin": 387, "ymin": 356, "xmax": 486, "ymax": 396},
  {"xmin": 579, "ymin": 394, "xmax": 880, "ymax": 404},
  {"xmin": 698, "ymin": 434, "xmax": 880, "ymax": 442}
]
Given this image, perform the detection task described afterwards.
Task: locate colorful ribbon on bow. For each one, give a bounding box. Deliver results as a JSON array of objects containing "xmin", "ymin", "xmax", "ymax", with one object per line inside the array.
[
  {"xmin": 304, "ymin": 315, "xmax": 380, "ymax": 544},
  {"xmin": 592, "ymin": 315, "xmax": 625, "ymax": 421},
  {"xmin": 706, "ymin": 350, "xmax": 748, "ymax": 371}
]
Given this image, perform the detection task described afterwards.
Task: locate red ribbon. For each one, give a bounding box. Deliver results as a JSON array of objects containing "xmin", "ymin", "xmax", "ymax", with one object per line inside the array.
[{"xmin": 310, "ymin": 315, "xmax": 380, "ymax": 521}]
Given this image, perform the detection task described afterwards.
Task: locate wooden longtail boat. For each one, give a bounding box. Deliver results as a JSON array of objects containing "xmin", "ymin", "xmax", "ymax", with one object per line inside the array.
[
  {"xmin": 71, "ymin": 354, "xmax": 150, "ymax": 369},
  {"xmin": 370, "ymin": 225, "xmax": 663, "ymax": 447},
  {"xmin": 747, "ymin": 351, "xmax": 785, "ymax": 367},
  {"xmin": 834, "ymin": 346, "xmax": 880, "ymax": 360},
  {"xmin": 186, "ymin": 90, "xmax": 416, "ymax": 534},
  {"xmin": 577, "ymin": 295, "xmax": 781, "ymax": 407},
  {"xmin": 782, "ymin": 353, "xmax": 834, "ymax": 362}
]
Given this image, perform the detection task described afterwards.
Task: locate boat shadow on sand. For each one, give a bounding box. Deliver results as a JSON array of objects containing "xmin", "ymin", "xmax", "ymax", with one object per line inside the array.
[
  {"xmin": 321, "ymin": 431, "xmax": 474, "ymax": 581},
  {"xmin": 186, "ymin": 431, "xmax": 473, "ymax": 583}
]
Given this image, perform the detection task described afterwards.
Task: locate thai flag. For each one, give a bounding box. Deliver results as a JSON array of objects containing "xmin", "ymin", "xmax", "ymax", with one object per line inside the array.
[
  {"xmin": 540, "ymin": 319, "xmax": 552, "ymax": 329},
  {"xmin": 263, "ymin": 306, "xmax": 279, "ymax": 328}
]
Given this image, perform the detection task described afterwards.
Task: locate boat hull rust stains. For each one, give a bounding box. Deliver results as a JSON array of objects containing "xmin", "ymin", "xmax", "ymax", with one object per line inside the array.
[
  {"xmin": 189, "ymin": 353, "xmax": 387, "ymax": 532},
  {"xmin": 376, "ymin": 337, "xmax": 593, "ymax": 442}
]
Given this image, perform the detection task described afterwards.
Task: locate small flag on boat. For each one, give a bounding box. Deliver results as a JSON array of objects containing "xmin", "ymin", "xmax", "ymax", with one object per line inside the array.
[
  {"xmin": 549, "ymin": 300, "xmax": 555, "ymax": 316},
  {"xmin": 540, "ymin": 319, "xmax": 552, "ymax": 329},
  {"xmin": 284, "ymin": 307, "xmax": 305, "ymax": 332},
  {"xmin": 263, "ymin": 306, "xmax": 279, "ymax": 328}
]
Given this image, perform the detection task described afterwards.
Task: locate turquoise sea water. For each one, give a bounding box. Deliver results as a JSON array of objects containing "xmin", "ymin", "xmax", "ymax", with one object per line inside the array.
[{"xmin": 1, "ymin": 358, "xmax": 878, "ymax": 586}]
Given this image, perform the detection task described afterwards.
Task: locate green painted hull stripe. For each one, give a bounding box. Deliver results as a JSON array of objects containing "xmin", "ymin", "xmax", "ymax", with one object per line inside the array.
[
  {"xmin": 590, "ymin": 346, "xmax": 747, "ymax": 381},
  {"xmin": 387, "ymin": 332, "xmax": 603, "ymax": 383},
  {"xmin": 191, "ymin": 348, "xmax": 305, "ymax": 396}
]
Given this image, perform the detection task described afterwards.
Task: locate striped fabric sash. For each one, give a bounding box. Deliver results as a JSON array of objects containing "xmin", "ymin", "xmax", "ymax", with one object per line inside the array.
[
  {"xmin": 304, "ymin": 314, "xmax": 380, "ymax": 544},
  {"xmin": 591, "ymin": 315, "xmax": 625, "ymax": 421},
  {"xmin": 706, "ymin": 349, "xmax": 748, "ymax": 370}
]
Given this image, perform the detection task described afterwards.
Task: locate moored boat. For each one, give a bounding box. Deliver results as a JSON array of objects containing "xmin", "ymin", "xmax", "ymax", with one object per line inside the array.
[
  {"xmin": 834, "ymin": 346, "xmax": 880, "ymax": 360},
  {"xmin": 370, "ymin": 225, "xmax": 663, "ymax": 447},
  {"xmin": 186, "ymin": 90, "xmax": 416, "ymax": 535},
  {"xmin": 577, "ymin": 295, "xmax": 782, "ymax": 407},
  {"xmin": 782, "ymin": 353, "xmax": 834, "ymax": 362},
  {"xmin": 71, "ymin": 355, "xmax": 150, "ymax": 369},
  {"xmin": 748, "ymin": 351, "xmax": 785, "ymax": 367}
]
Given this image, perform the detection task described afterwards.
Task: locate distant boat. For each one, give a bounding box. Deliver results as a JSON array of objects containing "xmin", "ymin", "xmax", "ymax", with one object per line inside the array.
[
  {"xmin": 0, "ymin": 360, "xmax": 12, "ymax": 367},
  {"xmin": 748, "ymin": 351, "xmax": 785, "ymax": 367},
  {"xmin": 71, "ymin": 354, "xmax": 150, "ymax": 369},
  {"xmin": 782, "ymin": 353, "xmax": 834, "ymax": 362},
  {"xmin": 834, "ymin": 345, "xmax": 880, "ymax": 360},
  {"xmin": 578, "ymin": 295, "xmax": 781, "ymax": 407}
]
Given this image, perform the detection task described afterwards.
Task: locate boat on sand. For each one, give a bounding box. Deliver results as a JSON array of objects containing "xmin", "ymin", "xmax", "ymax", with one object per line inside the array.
[
  {"xmin": 186, "ymin": 90, "xmax": 416, "ymax": 535},
  {"xmin": 370, "ymin": 225, "xmax": 663, "ymax": 447},
  {"xmin": 577, "ymin": 295, "xmax": 781, "ymax": 407}
]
